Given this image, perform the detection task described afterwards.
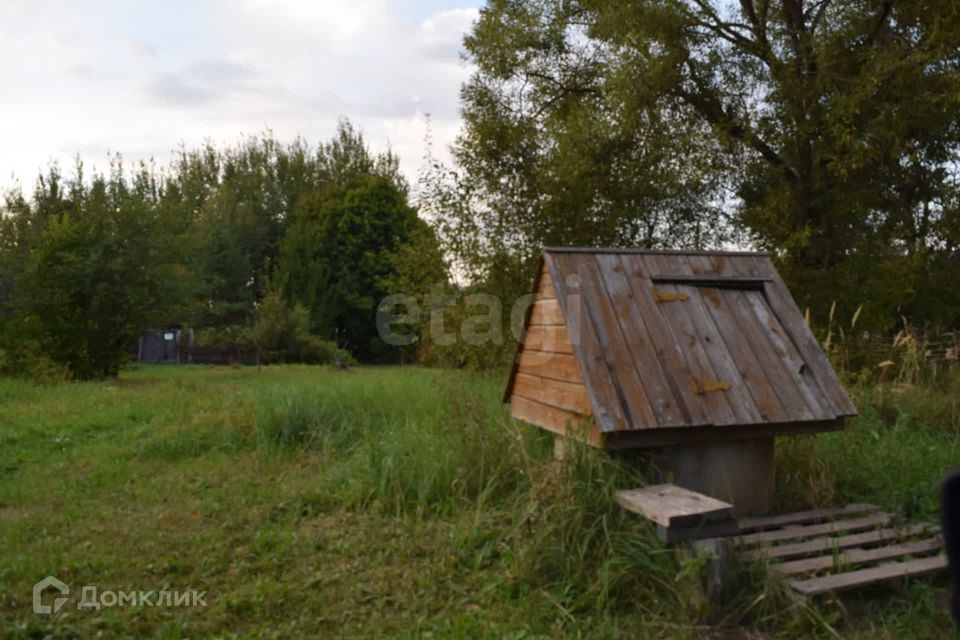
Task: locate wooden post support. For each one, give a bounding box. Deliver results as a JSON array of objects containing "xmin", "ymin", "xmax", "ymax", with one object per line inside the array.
[
  {"xmin": 693, "ymin": 537, "xmax": 737, "ymax": 602},
  {"xmin": 651, "ymin": 438, "xmax": 775, "ymax": 515}
]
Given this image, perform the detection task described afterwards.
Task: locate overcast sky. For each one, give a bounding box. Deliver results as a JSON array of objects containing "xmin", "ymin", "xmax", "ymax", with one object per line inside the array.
[{"xmin": 0, "ymin": 0, "xmax": 480, "ymax": 192}]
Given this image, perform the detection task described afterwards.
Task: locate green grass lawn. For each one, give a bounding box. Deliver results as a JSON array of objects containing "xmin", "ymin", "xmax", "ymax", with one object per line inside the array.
[{"xmin": 0, "ymin": 365, "xmax": 956, "ymax": 638}]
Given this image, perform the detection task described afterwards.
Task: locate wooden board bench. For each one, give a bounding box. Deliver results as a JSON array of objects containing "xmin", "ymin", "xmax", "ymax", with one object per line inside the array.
[{"xmin": 615, "ymin": 484, "xmax": 737, "ymax": 542}]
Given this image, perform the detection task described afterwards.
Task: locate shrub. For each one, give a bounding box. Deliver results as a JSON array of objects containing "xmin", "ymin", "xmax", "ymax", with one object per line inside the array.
[
  {"xmin": 289, "ymin": 334, "xmax": 353, "ymax": 366},
  {"xmin": 194, "ymin": 324, "xmax": 253, "ymax": 350},
  {"xmin": 192, "ymin": 302, "xmax": 353, "ymax": 367},
  {"xmin": 0, "ymin": 342, "xmax": 72, "ymax": 384}
]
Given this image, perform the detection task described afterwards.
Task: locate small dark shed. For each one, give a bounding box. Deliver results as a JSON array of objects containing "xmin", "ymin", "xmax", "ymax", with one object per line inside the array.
[
  {"xmin": 137, "ymin": 330, "xmax": 183, "ymax": 364},
  {"xmin": 503, "ymin": 248, "xmax": 857, "ymax": 513}
]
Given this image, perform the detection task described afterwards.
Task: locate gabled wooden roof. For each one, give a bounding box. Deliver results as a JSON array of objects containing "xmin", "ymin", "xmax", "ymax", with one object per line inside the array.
[{"xmin": 505, "ymin": 248, "xmax": 856, "ymax": 439}]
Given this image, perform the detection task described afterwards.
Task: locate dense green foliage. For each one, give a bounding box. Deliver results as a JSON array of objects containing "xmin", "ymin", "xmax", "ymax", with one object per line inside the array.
[
  {"xmin": 0, "ymin": 122, "xmax": 441, "ymax": 378},
  {"xmin": 276, "ymin": 177, "xmax": 431, "ymax": 360},
  {"xmin": 423, "ymin": 0, "xmax": 960, "ymax": 337},
  {"xmin": 0, "ymin": 165, "xmax": 180, "ymax": 380},
  {"xmin": 1, "ymin": 365, "xmax": 955, "ymax": 637}
]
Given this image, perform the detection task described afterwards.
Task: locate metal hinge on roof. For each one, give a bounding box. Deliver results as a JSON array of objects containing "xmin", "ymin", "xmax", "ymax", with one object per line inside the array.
[
  {"xmin": 688, "ymin": 375, "xmax": 732, "ymax": 394},
  {"xmin": 653, "ymin": 288, "xmax": 689, "ymax": 303}
]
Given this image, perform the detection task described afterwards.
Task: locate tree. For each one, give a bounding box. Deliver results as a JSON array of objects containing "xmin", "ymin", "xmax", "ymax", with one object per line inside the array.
[
  {"xmin": 277, "ymin": 177, "xmax": 425, "ymax": 361},
  {"xmin": 445, "ymin": 0, "xmax": 960, "ymax": 330},
  {"xmin": 377, "ymin": 220, "xmax": 451, "ymax": 363},
  {"xmin": 20, "ymin": 169, "xmax": 167, "ymax": 379},
  {"xmin": 422, "ymin": 2, "xmax": 730, "ymax": 285},
  {"xmin": 317, "ymin": 119, "xmax": 407, "ymax": 193}
]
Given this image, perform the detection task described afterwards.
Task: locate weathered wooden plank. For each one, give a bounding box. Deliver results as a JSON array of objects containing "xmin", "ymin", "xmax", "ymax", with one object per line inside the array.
[
  {"xmin": 615, "ymin": 484, "xmax": 734, "ymax": 528},
  {"xmin": 739, "ymin": 504, "xmax": 879, "ymax": 533},
  {"xmin": 618, "ymin": 254, "xmax": 709, "ymax": 426},
  {"xmin": 649, "ymin": 283, "xmax": 740, "ymax": 425},
  {"xmin": 502, "ymin": 257, "xmax": 547, "ymax": 404},
  {"xmin": 509, "ymin": 395, "xmax": 600, "ymax": 445},
  {"xmin": 513, "ymin": 372, "xmax": 591, "ymax": 414},
  {"xmin": 658, "ymin": 287, "xmax": 744, "ymax": 425},
  {"xmin": 545, "ymin": 252, "xmax": 629, "ymax": 433},
  {"xmin": 676, "ymin": 283, "xmax": 767, "ymax": 425},
  {"xmin": 694, "ymin": 285, "xmax": 791, "ymax": 424},
  {"xmin": 594, "ymin": 253, "xmax": 689, "ymax": 427},
  {"xmin": 724, "ymin": 288, "xmax": 816, "ymax": 422},
  {"xmin": 698, "ymin": 254, "xmax": 769, "ymax": 278},
  {"xmin": 670, "ymin": 252, "xmax": 768, "ymax": 279},
  {"xmin": 714, "ymin": 253, "xmax": 855, "ymax": 418},
  {"xmin": 689, "ymin": 255, "xmax": 824, "ymax": 421},
  {"xmin": 758, "ymin": 266, "xmax": 857, "ymax": 416},
  {"xmin": 645, "ymin": 252, "xmax": 768, "ymax": 426},
  {"xmin": 640, "ymin": 255, "xmax": 741, "ymax": 426},
  {"xmin": 737, "ymin": 513, "xmax": 892, "ymax": 546},
  {"xmin": 544, "ymin": 247, "xmax": 769, "ymax": 258},
  {"xmin": 740, "ymin": 288, "xmax": 833, "ymax": 420},
  {"xmin": 563, "ymin": 254, "xmax": 659, "ymax": 429},
  {"xmin": 772, "ymin": 537, "xmax": 945, "ymax": 576},
  {"xmin": 523, "ymin": 324, "xmax": 573, "ymax": 353},
  {"xmin": 788, "ymin": 554, "xmax": 948, "ymax": 596},
  {"xmin": 517, "ymin": 350, "xmax": 584, "ymax": 384},
  {"xmin": 651, "ymin": 252, "xmax": 723, "ymax": 277},
  {"xmin": 743, "ymin": 524, "xmax": 940, "ymax": 561},
  {"xmin": 502, "ymin": 257, "xmax": 545, "ymax": 404},
  {"xmin": 529, "ymin": 298, "xmax": 565, "ymax": 326},
  {"xmin": 537, "ymin": 266, "xmax": 558, "ymax": 299}
]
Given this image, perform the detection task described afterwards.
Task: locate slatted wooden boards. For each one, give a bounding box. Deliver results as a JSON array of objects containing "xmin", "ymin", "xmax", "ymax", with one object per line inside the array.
[{"xmin": 731, "ymin": 504, "xmax": 945, "ymax": 597}]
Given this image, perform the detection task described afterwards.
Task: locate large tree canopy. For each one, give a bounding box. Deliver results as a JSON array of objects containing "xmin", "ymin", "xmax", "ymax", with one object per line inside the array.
[{"xmin": 428, "ymin": 0, "xmax": 960, "ymax": 330}]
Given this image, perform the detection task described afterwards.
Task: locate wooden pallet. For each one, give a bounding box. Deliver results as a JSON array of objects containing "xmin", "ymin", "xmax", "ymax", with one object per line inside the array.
[{"xmin": 732, "ymin": 504, "xmax": 946, "ymax": 597}]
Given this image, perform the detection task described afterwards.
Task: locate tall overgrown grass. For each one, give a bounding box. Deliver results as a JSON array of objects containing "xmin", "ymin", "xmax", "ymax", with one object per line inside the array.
[
  {"xmin": 246, "ymin": 370, "xmax": 703, "ymax": 620},
  {"xmin": 253, "ymin": 375, "xmax": 531, "ymax": 514},
  {"xmin": 2, "ymin": 363, "xmax": 954, "ymax": 636},
  {"xmin": 814, "ymin": 302, "xmax": 960, "ymax": 435}
]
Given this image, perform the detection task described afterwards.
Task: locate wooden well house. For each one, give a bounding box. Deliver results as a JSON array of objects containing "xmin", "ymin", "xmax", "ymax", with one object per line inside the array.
[{"xmin": 503, "ymin": 248, "xmax": 857, "ymax": 513}]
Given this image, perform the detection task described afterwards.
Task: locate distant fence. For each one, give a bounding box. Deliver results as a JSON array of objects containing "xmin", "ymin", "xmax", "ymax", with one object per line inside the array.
[
  {"xmin": 136, "ymin": 330, "xmax": 258, "ymax": 366},
  {"xmin": 822, "ymin": 327, "xmax": 960, "ymax": 382},
  {"xmin": 904, "ymin": 331, "xmax": 959, "ymax": 363},
  {"xmin": 837, "ymin": 330, "xmax": 959, "ymax": 364},
  {"xmin": 185, "ymin": 345, "xmax": 257, "ymax": 366}
]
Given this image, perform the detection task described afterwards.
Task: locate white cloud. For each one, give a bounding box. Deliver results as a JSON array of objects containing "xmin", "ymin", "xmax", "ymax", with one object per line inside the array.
[{"xmin": 0, "ymin": 1, "xmax": 479, "ymax": 193}]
